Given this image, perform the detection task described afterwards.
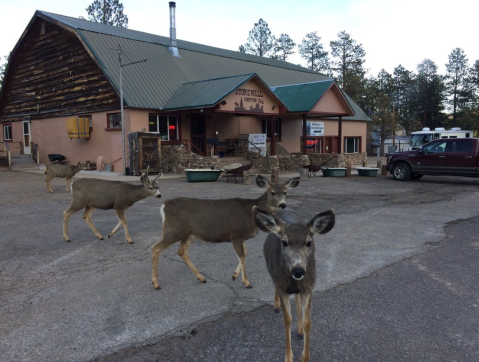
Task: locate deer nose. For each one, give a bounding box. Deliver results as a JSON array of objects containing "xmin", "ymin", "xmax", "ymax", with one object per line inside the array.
[
  {"xmin": 279, "ymin": 203, "xmax": 286, "ymax": 209},
  {"xmin": 292, "ymin": 267, "xmax": 305, "ymax": 280}
]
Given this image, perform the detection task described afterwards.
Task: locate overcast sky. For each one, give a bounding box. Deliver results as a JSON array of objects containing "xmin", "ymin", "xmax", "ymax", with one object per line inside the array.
[{"xmin": 1, "ymin": 0, "xmax": 477, "ymax": 77}]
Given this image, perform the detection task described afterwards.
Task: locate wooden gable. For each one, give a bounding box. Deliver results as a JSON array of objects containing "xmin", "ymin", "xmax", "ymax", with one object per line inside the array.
[{"xmin": 0, "ymin": 18, "xmax": 120, "ymax": 122}]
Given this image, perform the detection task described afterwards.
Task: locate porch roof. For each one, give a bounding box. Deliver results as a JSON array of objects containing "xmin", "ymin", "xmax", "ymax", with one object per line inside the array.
[
  {"xmin": 271, "ymin": 80, "xmax": 354, "ymax": 116},
  {"xmin": 162, "ymin": 73, "xmax": 286, "ymax": 112}
]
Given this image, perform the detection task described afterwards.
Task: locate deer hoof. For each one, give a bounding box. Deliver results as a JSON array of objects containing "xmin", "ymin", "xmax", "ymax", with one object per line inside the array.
[
  {"xmin": 128, "ymin": 241, "xmax": 134, "ymax": 244},
  {"xmin": 108, "ymin": 234, "xmax": 111, "ymax": 238},
  {"xmin": 64, "ymin": 238, "xmax": 71, "ymax": 242},
  {"xmin": 99, "ymin": 237, "xmax": 104, "ymax": 240},
  {"xmin": 152, "ymin": 282, "xmax": 161, "ymax": 289},
  {"xmin": 232, "ymin": 276, "xmax": 236, "ymax": 281}
]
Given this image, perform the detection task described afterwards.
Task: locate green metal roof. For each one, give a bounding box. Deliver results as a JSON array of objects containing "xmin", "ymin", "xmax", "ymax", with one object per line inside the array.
[
  {"xmin": 24, "ymin": 11, "xmax": 370, "ymax": 121},
  {"xmin": 163, "ymin": 73, "xmax": 277, "ymax": 111},
  {"xmin": 271, "ymin": 80, "xmax": 335, "ymax": 113}
]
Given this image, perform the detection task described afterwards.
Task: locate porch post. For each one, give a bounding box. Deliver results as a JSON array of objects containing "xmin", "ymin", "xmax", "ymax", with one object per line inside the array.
[
  {"xmin": 338, "ymin": 116, "xmax": 343, "ymax": 154},
  {"xmin": 211, "ymin": 110, "xmax": 217, "ymax": 155},
  {"xmin": 270, "ymin": 116, "xmax": 276, "ymax": 156},
  {"xmin": 302, "ymin": 113, "xmax": 307, "ymax": 155}
]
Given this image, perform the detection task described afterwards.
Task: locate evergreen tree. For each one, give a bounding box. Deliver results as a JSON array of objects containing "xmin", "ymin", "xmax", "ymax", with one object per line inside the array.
[
  {"xmin": 242, "ymin": 19, "xmax": 275, "ymax": 57},
  {"xmin": 445, "ymin": 48, "xmax": 474, "ymax": 124},
  {"xmin": 298, "ymin": 32, "xmax": 330, "ymax": 74},
  {"xmin": 86, "ymin": 0, "xmax": 128, "ymax": 28},
  {"xmin": 414, "ymin": 59, "xmax": 446, "ymax": 129},
  {"xmin": 392, "ymin": 65, "xmax": 419, "ymax": 134},
  {"xmin": 272, "ymin": 34, "xmax": 296, "ymax": 61},
  {"xmin": 238, "ymin": 45, "xmax": 246, "ymax": 53},
  {"xmin": 370, "ymin": 92, "xmax": 396, "ymax": 154},
  {"xmin": 330, "ymin": 31, "xmax": 367, "ymax": 102},
  {"xmin": 0, "ymin": 53, "xmax": 9, "ymax": 91}
]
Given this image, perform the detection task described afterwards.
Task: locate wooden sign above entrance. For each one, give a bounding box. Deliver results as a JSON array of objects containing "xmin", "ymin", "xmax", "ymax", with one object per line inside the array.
[{"xmin": 218, "ymin": 78, "xmax": 282, "ymax": 115}]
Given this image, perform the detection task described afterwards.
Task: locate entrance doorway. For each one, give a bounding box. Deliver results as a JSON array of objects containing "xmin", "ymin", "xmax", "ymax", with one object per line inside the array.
[
  {"xmin": 23, "ymin": 121, "xmax": 31, "ymax": 155},
  {"xmin": 190, "ymin": 114, "xmax": 206, "ymax": 155}
]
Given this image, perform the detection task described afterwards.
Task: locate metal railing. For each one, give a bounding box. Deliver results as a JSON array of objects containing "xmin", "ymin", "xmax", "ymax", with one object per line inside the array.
[
  {"xmin": 226, "ymin": 138, "xmax": 262, "ymax": 154},
  {"xmin": 180, "ymin": 139, "xmax": 203, "ymax": 155}
]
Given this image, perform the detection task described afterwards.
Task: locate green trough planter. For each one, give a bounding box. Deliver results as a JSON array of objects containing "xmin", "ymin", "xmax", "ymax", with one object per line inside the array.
[
  {"xmin": 185, "ymin": 169, "xmax": 222, "ymax": 182},
  {"xmin": 356, "ymin": 167, "xmax": 379, "ymax": 177},
  {"xmin": 322, "ymin": 168, "xmax": 346, "ymax": 177}
]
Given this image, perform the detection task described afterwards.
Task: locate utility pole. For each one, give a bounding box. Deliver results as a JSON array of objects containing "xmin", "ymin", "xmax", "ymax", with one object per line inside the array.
[
  {"xmin": 112, "ymin": 45, "xmax": 146, "ymax": 174},
  {"xmin": 393, "ymin": 103, "xmax": 396, "ymax": 148}
]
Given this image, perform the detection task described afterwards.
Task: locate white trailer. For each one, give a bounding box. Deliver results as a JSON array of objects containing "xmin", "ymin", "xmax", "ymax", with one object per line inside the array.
[{"xmin": 410, "ymin": 127, "xmax": 473, "ymax": 149}]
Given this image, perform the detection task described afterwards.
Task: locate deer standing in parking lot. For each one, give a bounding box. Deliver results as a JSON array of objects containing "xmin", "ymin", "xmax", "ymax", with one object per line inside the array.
[
  {"xmin": 151, "ymin": 175, "xmax": 300, "ymax": 289},
  {"xmin": 253, "ymin": 206, "xmax": 335, "ymax": 362},
  {"xmin": 63, "ymin": 172, "xmax": 162, "ymax": 243},
  {"xmin": 44, "ymin": 161, "xmax": 89, "ymax": 193}
]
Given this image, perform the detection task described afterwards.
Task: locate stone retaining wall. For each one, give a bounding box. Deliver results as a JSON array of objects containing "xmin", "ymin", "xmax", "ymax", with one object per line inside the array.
[{"xmin": 161, "ymin": 145, "xmax": 221, "ymax": 173}]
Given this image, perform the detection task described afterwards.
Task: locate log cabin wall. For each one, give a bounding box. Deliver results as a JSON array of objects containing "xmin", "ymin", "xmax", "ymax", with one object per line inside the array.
[{"xmin": 0, "ymin": 18, "xmax": 120, "ymax": 122}]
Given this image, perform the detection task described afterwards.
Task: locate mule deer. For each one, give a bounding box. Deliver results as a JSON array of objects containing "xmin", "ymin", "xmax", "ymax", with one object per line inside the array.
[
  {"xmin": 44, "ymin": 161, "xmax": 88, "ymax": 193},
  {"xmin": 63, "ymin": 173, "xmax": 162, "ymax": 243},
  {"xmin": 151, "ymin": 175, "xmax": 300, "ymax": 289},
  {"xmin": 253, "ymin": 207, "xmax": 335, "ymax": 362}
]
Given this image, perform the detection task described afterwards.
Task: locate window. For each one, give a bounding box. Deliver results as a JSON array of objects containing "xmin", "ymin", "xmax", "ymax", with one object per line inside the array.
[
  {"xmin": 261, "ymin": 118, "xmax": 281, "ymax": 139},
  {"xmin": 149, "ymin": 115, "xmax": 179, "ymax": 141},
  {"xmin": 344, "ymin": 137, "xmax": 360, "ymax": 153},
  {"xmin": 3, "ymin": 124, "xmax": 12, "ymax": 141},
  {"xmin": 107, "ymin": 113, "xmax": 121, "ymax": 129}
]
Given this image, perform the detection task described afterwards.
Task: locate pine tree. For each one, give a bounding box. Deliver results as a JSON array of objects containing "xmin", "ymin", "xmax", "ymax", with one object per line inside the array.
[
  {"xmin": 445, "ymin": 48, "xmax": 473, "ymax": 124},
  {"xmin": 330, "ymin": 31, "xmax": 367, "ymax": 102},
  {"xmin": 392, "ymin": 65, "xmax": 418, "ymax": 134},
  {"xmin": 242, "ymin": 19, "xmax": 275, "ymax": 57},
  {"xmin": 0, "ymin": 53, "xmax": 9, "ymax": 91},
  {"xmin": 298, "ymin": 32, "xmax": 330, "ymax": 74},
  {"xmin": 272, "ymin": 34, "xmax": 296, "ymax": 61},
  {"xmin": 86, "ymin": 0, "xmax": 128, "ymax": 28}
]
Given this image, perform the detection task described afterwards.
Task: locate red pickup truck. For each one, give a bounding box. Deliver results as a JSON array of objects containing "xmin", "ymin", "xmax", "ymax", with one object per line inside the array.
[{"xmin": 386, "ymin": 138, "xmax": 479, "ymax": 181}]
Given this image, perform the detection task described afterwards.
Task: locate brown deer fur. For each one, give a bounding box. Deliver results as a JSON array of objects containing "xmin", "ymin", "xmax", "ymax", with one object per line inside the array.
[
  {"xmin": 44, "ymin": 161, "xmax": 88, "ymax": 193},
  {"xmin": 253, "ymin": 207, "xmax": 335, "ymax": 362},
  {"xmin": 151, "ymin": 175, "xmax": 300, "ymax": 289},
  {"xmin": 63, "ymin": 173, "xmax": 162, "ymax": 243}
]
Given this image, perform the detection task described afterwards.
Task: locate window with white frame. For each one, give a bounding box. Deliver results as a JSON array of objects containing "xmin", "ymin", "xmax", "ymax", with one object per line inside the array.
[
  {"xmin": 3, "ymin": 124, "xmax": 12, "ymax": 141},
  {"xmin": 107, "ymin": 113, "xmax": 121, "ymax": 129},
  {"xmin": 344, "ymin": 137, "xmax": 360, "ymax": 153},
  {"xmin": 149, "ymin": 115, "xmax": 179, "ymax": 141}
]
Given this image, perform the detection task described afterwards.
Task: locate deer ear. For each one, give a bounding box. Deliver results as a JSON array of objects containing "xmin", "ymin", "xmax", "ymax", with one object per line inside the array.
[
  {"xmin": 255, "ymin": 175, "xmax": 270, "ymax": 188},
  {"xmin": 308, "ymin": 209, "xmax": 335, "ymax": 235},
  {"xmin": 283, "ymin": 177, "xmax": 300, "ymax": 189},
  {"xmin": 140, "ymin": 173, "xmax": 147, "ymax": 183},
  {"xmin": 253, "ymin": 206, "xmax": 283, "ymax": 234}
]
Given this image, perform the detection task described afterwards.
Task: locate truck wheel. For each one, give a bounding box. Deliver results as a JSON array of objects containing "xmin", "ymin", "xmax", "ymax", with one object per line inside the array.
[
  {"xmin": 410, "ymin": 174, "xmax": 423, "ymax": 180},
  {"xmin": 392, "ymin": 163, "xmax": 410, "ymax": 181}
]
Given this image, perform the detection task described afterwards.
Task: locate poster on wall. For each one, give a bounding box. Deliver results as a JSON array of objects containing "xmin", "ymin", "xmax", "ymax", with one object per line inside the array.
[{"xmin": 306, "ymin": 121, "xmax": 324, "ymax": 136}]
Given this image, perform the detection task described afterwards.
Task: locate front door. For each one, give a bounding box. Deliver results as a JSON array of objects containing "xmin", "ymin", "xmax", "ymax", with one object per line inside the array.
[
  {"xmin": 190, "ymin": 114, "xmax": 206, "ymax": 155},
  {"xmin": 23, "ymin": 121, "xmax": 31, "ymax": 155}
]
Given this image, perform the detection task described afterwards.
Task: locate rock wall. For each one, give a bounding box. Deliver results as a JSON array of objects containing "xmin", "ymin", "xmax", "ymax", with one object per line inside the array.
[{"xmin": 161, "ymin": 145, "xmax": 221, "ymax": 173}]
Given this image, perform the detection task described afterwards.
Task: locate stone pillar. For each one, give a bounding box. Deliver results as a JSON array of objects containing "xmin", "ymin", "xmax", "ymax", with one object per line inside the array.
[
  {"xmin": 299, "ymin": 167, "xmax": 309, "ymax": 181},
  {"xmin": 243, "ymin": 171, "xmax": 251, "ymax": 185}
]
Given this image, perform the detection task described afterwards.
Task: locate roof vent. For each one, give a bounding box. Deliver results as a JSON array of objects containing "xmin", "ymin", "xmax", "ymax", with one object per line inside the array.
[
  {"xmin": 435, "ymin": 127, "xmax": 445, "ymax": 131},
  {"xmin": 422, "ymin": 127, "xmax": 430, "ymax": 131},
  {"xmin": 451, "ymin": 127, "xmax": 461, "ymax": 131},
  {"xmin": 168, "ymin": 2, "xmax": 181, "ymax": 58}
]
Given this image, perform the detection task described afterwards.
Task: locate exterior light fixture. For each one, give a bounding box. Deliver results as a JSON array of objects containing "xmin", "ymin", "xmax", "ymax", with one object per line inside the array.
[
  {"xmin": 221, "ymin": 100, "xmax": 227, "ymax": 105},
  {"xmin": 272, "ymin": 105, "xmax": 276, "ymax": 110}
]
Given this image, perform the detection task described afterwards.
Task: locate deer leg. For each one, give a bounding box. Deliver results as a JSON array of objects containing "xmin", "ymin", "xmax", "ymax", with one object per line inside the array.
[
  {"xmin": 231, "ymin": 239, "xmax": 251, "ymax": 288},
  {"xmin": 274, "ymin": 291, "xmax": 281, "ymax": 312},
  {"xmin": 177, "ymin": 236, "xmax": 206, "ymax": 283},
  {"xmin": 65, "ymin": 177, "xmax": 71, "ymax": 192},
  {"xmin": 152, "ymin": 233, "xmax": 183, "ymax": 289},
  {"xmin": 232, "ymin": 242, "xmax": 247, "ymax": 281},
  {"xmin": 299, "ymin": 293, "xmax": 312, "ymax": 362},
  {"xmin": 295, "ymin": 294, "xmax": 303, "ymax": 338},
  {"xmin": 108, "ymin": 221, "xmax": 123, "ymax": 238},
  {"xmin": 63, "ymin": 207, "xmax": 78, "ymax": 242},
  {"xmin": 278, "ymin": 291, "xmax": 294, "ymax": 362},
  {"xmin": 82, "ymin": 206, "xmax": 103, "ymax": 240},
  {"xmin": 112, "ymin": 209, "xmax": 132, "ymax": 243},
  {"xmin": 45, "ymin": 177, "xmax": 53, "ymax": 193}
]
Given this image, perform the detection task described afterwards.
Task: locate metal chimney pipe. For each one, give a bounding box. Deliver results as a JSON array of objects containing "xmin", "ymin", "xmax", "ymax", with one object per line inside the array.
[
  {"xmin": 169, "ymin": 2, "xmax": 177, "ymax": 48},
  {"xmin": 168, "ymin": 2, "xmax": 180, "ymax": 57}
]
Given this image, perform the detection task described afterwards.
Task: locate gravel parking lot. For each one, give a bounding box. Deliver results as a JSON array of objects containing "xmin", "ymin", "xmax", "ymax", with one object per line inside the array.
[{"xmin": 1, "ymin": 166, "xmax": 479, "ymax": 361}]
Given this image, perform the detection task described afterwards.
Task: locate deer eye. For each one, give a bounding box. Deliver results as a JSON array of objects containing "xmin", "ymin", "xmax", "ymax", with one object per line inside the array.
[
  {"xmin": 282, "ymin": 240, "xmax": 288, "ymax": 247},
  {"xmin": 271, "ymin": 192, "xmax": 276, "ymax": 196},
  {"xmin": 306, "ymin": 241, "xmax": 312, "ymax": 248}
]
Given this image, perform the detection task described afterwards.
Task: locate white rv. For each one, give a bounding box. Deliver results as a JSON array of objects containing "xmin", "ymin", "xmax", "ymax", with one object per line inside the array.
[{"xmin": 410, "ymin": 127, "xmax": 473, "ymax": 149}]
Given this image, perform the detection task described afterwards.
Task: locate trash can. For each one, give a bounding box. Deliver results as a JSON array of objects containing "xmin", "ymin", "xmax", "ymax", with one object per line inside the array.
[{"xmin": 105, "ymin": 164, "xmax": 113, "ymax": 172}]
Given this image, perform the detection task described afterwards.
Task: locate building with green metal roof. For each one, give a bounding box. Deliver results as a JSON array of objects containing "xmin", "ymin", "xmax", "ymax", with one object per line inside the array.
[{"xmin": 0, "ymin": 5, "xmax": 371, "ymax": 173}]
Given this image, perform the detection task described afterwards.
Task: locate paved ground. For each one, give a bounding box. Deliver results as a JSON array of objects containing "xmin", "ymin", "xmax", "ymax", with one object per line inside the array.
[{"xmin": 1, "ymin": 155, "xmax": 478, "ymax": 362}]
